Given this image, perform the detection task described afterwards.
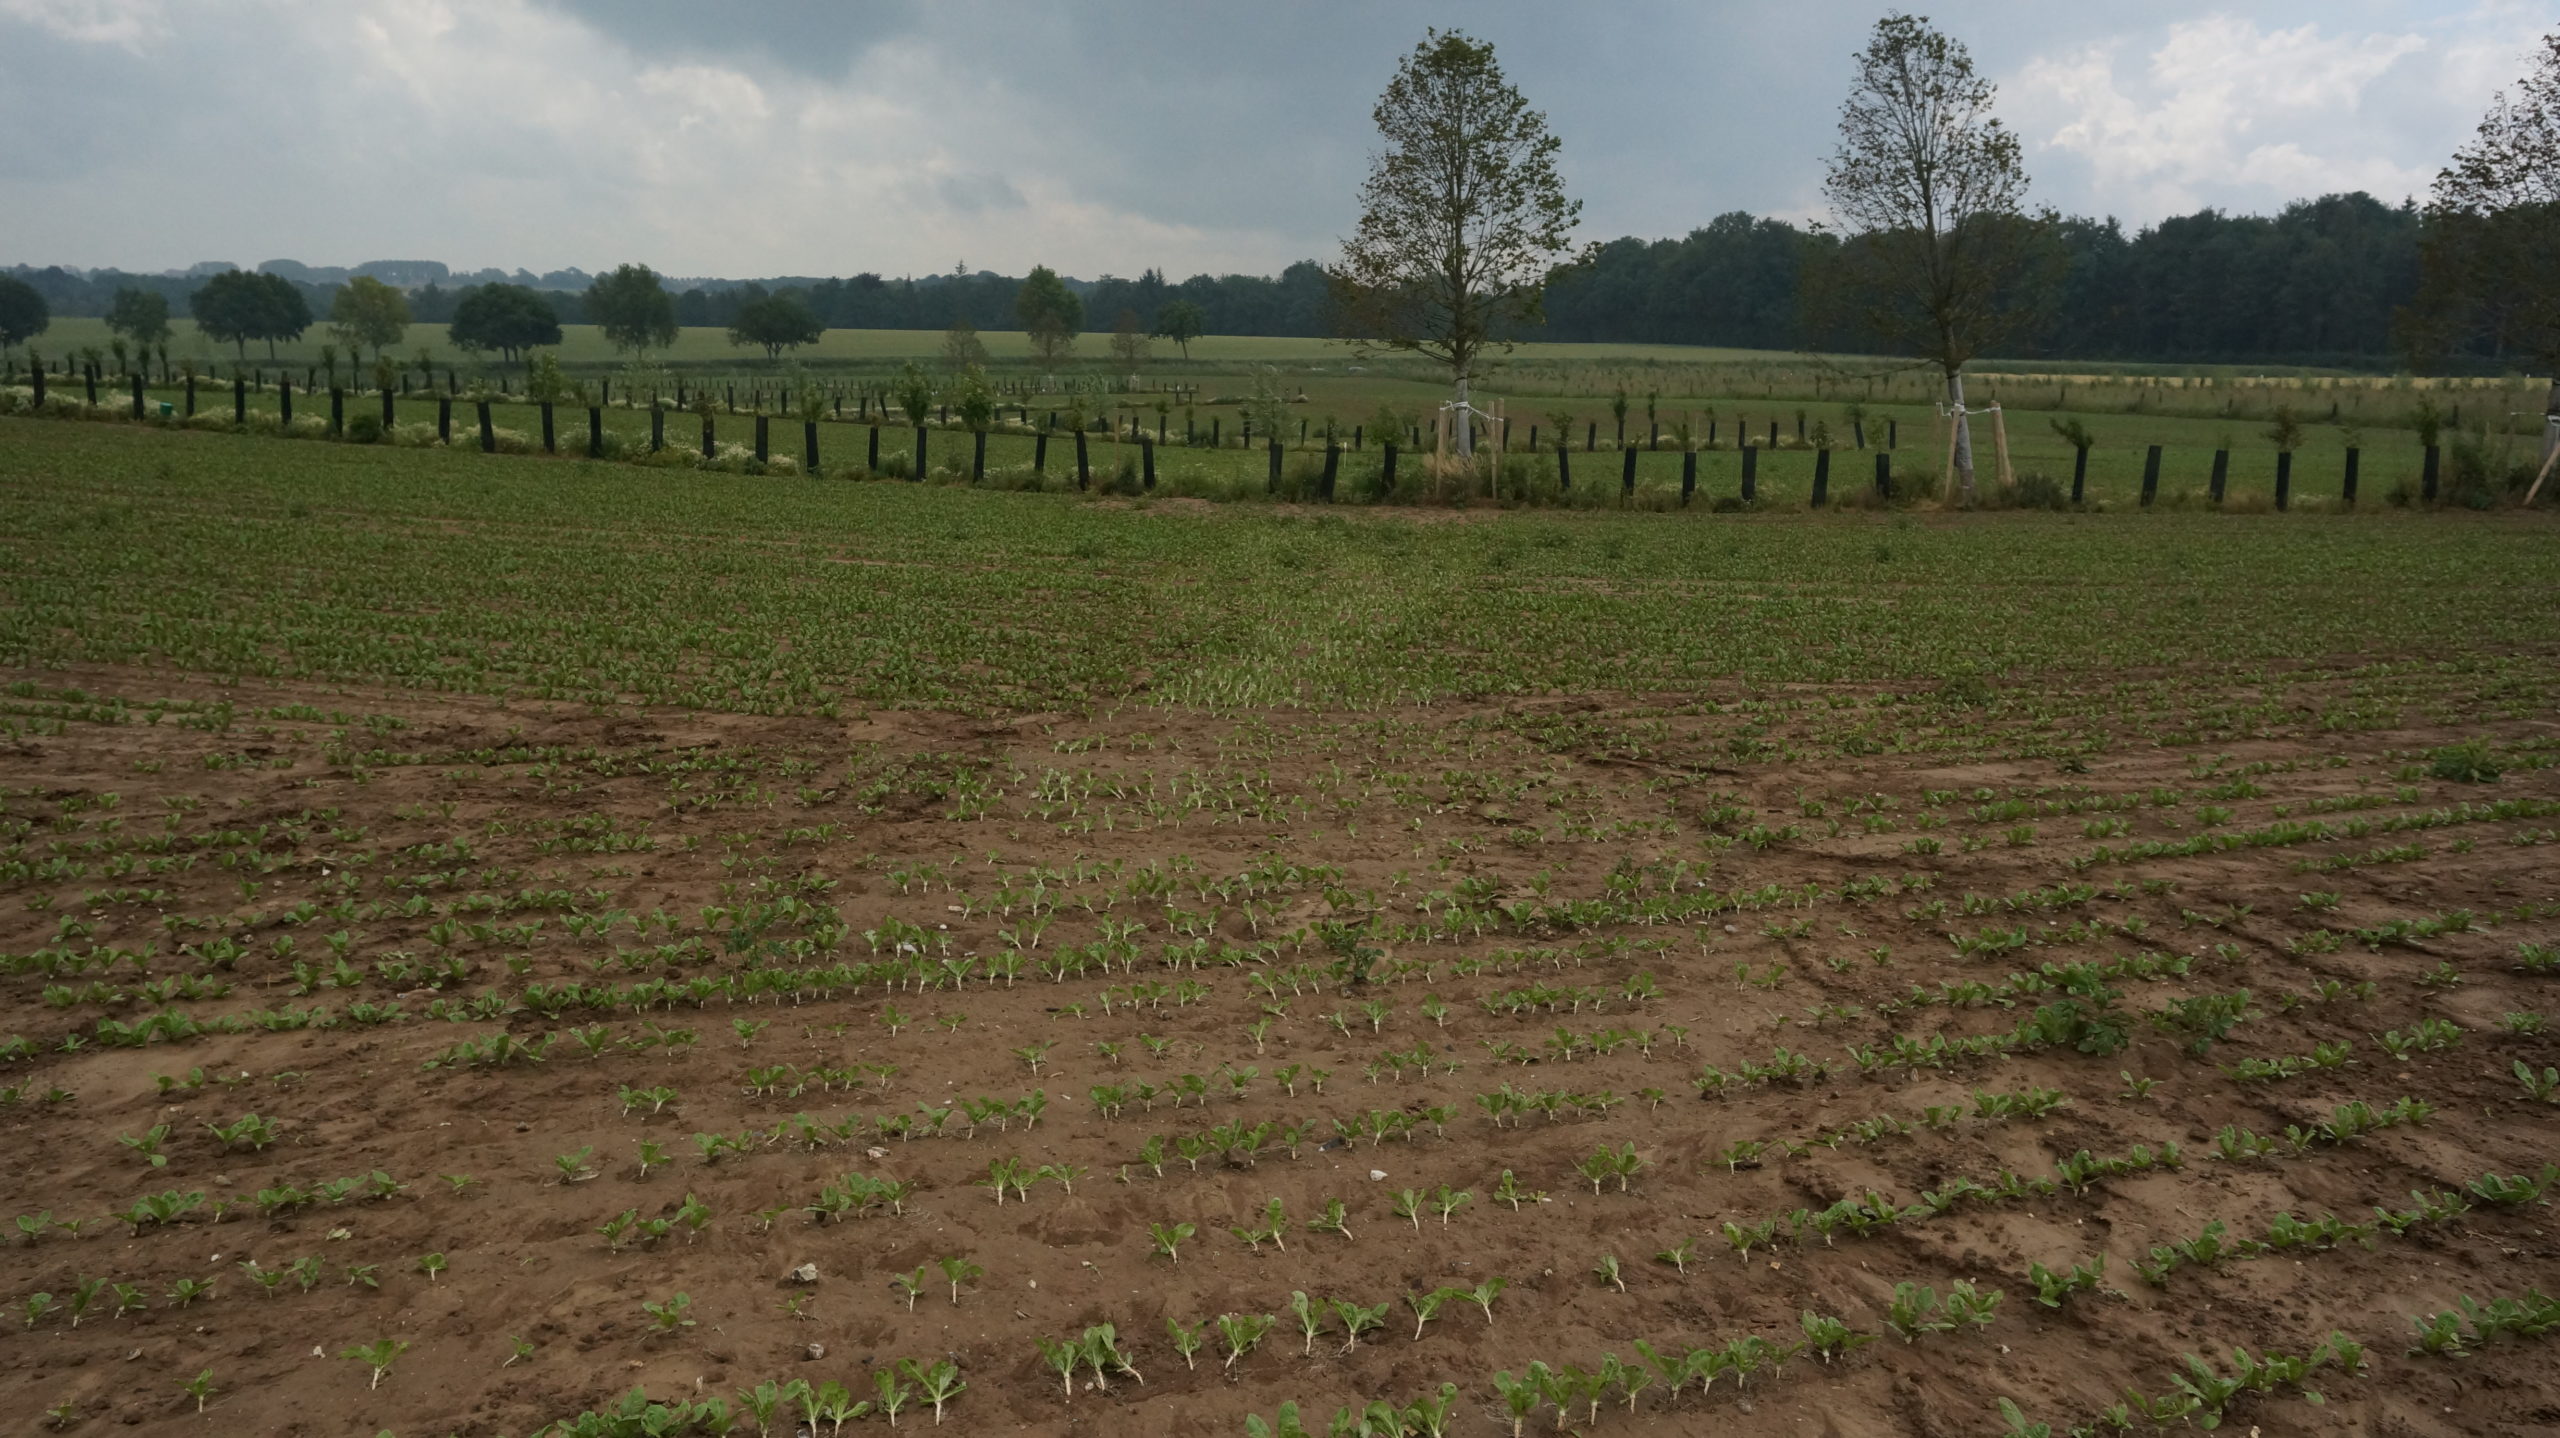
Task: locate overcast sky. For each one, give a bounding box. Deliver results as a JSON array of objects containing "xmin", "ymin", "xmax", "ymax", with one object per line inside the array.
[{"xmin": 0, "ymin": 0, "xmax": 2545, "ymax": 280}]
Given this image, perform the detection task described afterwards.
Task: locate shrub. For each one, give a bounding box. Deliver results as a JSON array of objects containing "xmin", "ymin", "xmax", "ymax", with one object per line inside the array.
[
  {"xmin": 2443, "ymin": 435, "xmax": 2532, "ymax": 509},
  {"xmin": 1993, "ymin": 471, "xmax": 2066, "ymax": 510},
  {"xmin": 2429, "ymin": 741, "xmax": 2500, "ymax": 784},
  {"xmin": 344, "ymin": 413, "xmax": 383, "ymax": 444}
]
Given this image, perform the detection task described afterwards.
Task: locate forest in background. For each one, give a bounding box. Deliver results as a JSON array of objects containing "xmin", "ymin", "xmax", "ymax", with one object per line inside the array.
[{"xmin": 0, "ymin": 192, "xmax": 2479, "ymax": 370}]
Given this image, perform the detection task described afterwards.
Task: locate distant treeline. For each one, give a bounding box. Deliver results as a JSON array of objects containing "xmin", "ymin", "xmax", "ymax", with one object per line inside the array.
[
  {"xmin": 1, "ymin": 192, "xmax": 2488, "ymax": 368},
  {"xmin": 1540, "ymin": 193, "xmax": 2429, "ymax": 367}
]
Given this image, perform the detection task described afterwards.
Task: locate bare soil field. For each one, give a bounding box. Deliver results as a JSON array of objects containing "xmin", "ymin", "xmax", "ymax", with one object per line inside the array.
[{"xmin": 1, "ymin": 656, "xmax": 2555, "ymax": 1438}]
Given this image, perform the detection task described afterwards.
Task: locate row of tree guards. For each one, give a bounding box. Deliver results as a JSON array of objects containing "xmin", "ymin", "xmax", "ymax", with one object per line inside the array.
[
  {"xmin": 33, "ymin": 361, "xmax": 2539, "ymax": 509},
  {"xmin": 22, "ymin": 359, "xmax": 1930, "ymax": 455}
]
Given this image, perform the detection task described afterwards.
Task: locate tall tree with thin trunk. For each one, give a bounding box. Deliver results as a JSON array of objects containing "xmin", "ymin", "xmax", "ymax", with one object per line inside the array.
[
  {"xmin": 1818, "ymin": 12, "xmax": 2052, "ymax": 504},
  {"xmin": 1150, "ymin": 299, "xmax": 1205, "ymax": 361},
  {"xmin": 1330, "ymin": 29, "xmax": 1584, "ymax": 456},
  {"xmin": 329, "ymin": 276, "xmax": 410, "ymax": 365},
  {"xmin": 2407, "ymin": 30, "xmax": 2560, "ymax": 445}
]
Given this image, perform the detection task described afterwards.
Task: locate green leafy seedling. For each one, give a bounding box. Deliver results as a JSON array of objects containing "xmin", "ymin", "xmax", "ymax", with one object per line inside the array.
[
  {"xmin": 889, "ymin": 1267, "xmax": 926, "ymax": 1311},
  {"xmin": 642, "ymin": 1291, "xmax": 695, "ymax": 1333},
  {"xmin": 341, "ymin": 1339, "xmax": 408, "ymax": 1390},
  {"xmin": 937, "ymin": 1255, "xmax": 982, "ymax": 1305}
]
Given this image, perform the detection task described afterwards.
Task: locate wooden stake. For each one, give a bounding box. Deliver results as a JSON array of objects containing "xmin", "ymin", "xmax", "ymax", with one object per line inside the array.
[
  {"xmin": 1941, "ymin": 408, "xmax": 1961, "ymax": 505},
  {"xmin": 1434, "ymin": 405, "xmax": 1451, "ymax": 503},
  {"xmin": 1990, "ymin": 404, "xmax": 2015, "ymax": 490},
  {"xmin": 2524, "ymin": 426, "xmax": 2560, "ymax": 507}
]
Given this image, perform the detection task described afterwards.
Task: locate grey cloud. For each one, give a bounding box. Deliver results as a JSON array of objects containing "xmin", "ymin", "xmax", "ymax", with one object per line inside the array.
[
  {"xmin": 0, "ymin": 0, "xmax": 2529, "ymax": 279},
  {"xmin": 532, "ymin": 0, "xmax": 929, "ymax": 80},
  {"xmin": 930, "ymin": 171, "xmax": 1027, "ymax": 214}
]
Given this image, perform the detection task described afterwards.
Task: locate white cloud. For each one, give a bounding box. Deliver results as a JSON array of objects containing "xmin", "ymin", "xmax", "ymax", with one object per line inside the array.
[
  {"xmin": 0, "ymin": 0, "xmax": 1314, "ymax": 277},
  {"xmin": 2013, "ymin": 14, "xmax": 2438, "ymax": 219}
]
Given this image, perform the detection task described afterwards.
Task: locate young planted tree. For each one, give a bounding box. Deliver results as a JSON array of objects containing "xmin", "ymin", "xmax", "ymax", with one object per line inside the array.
[
  {"xmin": 941, "ymin": 316, "xmax": 990, "ymax": 370},
  {"xmin": 953, "ymin": 364, "xmax": 996, "ymax": 480},
  {"xmin": 586, "ymin": 263, "xmax": 678, "ymax": 360},
  {"xmin": 895, "ymin": 361, "xmax": 936, "ymax": 476},
  {"xmin": 1109, "ymin": 309, "xmax": 1149, "ymax": 370},
  {"xmin": 728, "ymin": 290, "xmax": 824, "ymax": 360},
  {"xmin": 1016, "ymin": 266, "xmax": 1083, "ymax": 366},
  {"xmin": 2408, "ymin": 30, "xmax": 2560, "ymax": 455},
  {"xmin": 328, "ymin": 276, "xmax": 411, "ymax": 364},
  {"xmin": 1817, "ymin": 12, "xmax": 2054, "ymax": 504},
  {"xmin": 448, "ymin": 283, "xmax": 562, "ymax": 378},
  {"xmin": 1331, "ymin": 29, "xmax": 1584, "ymax": 456},
  {"xmin": 106, "ymin": 288, "xmax": 172, "ymax": 355},
  {"xmin": 1150, "ymin": 298, "xmax": 1206, "ymax": 360},
  {"xmin": 0, "ymin": 274, "xmax": 46, "ymax": 354}
]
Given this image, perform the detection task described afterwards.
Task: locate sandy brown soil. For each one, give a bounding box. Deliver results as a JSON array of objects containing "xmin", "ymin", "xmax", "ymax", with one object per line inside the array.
[{"xmin": 0, "ymin": 661, "xmax": 2554, "ymax": 1437}]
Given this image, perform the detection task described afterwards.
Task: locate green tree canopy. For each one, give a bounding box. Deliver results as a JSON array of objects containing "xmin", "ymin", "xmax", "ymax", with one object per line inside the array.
[
  {"xmin": 447, "ymin": 283, "xmax": 563, "ymax": 370},
  {"xmin": 2408, "ymin": 30, "xmax": 2560, "ymax": 382},
  {"xmin": 585, "ymin": 263, "xmax": 677, "ymax": 356},
  {"xmin": 726, "ymin": 289, "xmax": 823, "ymax": 359},
  {"xmin": 0, "ymin": 274, "xmax": 51, "ymax": 351},
  {"xmin": 893, "ymin": 360, "xmax": 936, "ymax": 428},
  {"xmin": 951, "ymin": 363, "xmax": 995, "ymax": 432},
  {"xmin": 1150, "ymin": 298, "xmax": 1206, "ymax": 360},
  {"xmin": 1817, "ymin": 11, "xmax": 2054, "ymax": 502},
  {"xmin": 1015, "ymin": 266, "xmax": 1082, "ymax": 364},
  {"xmin": 328, "ymin": 276, "xmax": 411, "ymax": 363},
  {"xmin": 1330, "ymin": 29, "xmax": 1584, "ymax": 454},
  {"xmin": 190, "ymin": 270, "xmax": 309, "ymax": 360},
  {"xmin": 106, "ymin": 288, "xmax": 171, "ymax": 348}
]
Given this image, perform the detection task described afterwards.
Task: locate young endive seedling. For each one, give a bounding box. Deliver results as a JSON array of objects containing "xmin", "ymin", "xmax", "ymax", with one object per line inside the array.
[
  {"xmin": 1217, "ymin": 1312, "xmax": 1273, "ymax": 1371},
  {"xmin": 341, "ymin": 1338, "xmax": 408, "ymax": 1390}
]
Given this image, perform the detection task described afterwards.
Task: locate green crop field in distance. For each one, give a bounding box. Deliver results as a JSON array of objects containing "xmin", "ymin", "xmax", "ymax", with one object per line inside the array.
[{"xmin": 3, "ymin": 417, "xmax": 2555, "ymax": 717}]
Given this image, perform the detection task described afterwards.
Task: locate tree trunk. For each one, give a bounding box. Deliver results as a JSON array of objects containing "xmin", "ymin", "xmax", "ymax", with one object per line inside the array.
[
  {"xmin": 2543, "ymin": 379, "xmax": 2559, "ymax": 468},
  {"xmin": 1452, "ymin": 370, "xmax": 1473, "ymax": 457},
  {"xmin": 1946, "ymin": 370, "xmax": 1976, "ymax": 505}
]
